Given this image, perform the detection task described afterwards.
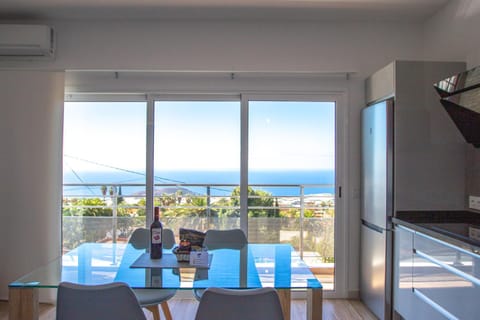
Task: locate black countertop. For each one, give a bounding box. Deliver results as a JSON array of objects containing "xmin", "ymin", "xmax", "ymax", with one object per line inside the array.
[{"xmin": 393, "ymin": 210, "xmax": 480, "ymax": 254}]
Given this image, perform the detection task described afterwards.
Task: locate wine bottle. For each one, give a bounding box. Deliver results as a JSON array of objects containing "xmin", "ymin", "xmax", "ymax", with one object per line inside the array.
[{"xmin": 150, "ymin": 207, "xmax": 163, "ymax": 259}]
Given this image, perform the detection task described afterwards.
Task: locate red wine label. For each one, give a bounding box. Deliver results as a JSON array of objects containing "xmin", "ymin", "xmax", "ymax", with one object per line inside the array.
[{"xmin": 151, "ymin": 228, "xmax": 162, "ymax": 244}]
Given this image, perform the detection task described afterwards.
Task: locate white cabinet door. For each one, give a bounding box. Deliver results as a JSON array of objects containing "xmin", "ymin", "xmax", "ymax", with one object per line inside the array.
[
  {"xmin": 394, "ymin": 226, "xmax": 480, "ymax": 320},
  {"xmin": 413, "ymin": 232, "xmax": 480, "ymax": 320},
  {"xmin": 393, "ymin": 225, "xmax": 415, "ymax": 319}
]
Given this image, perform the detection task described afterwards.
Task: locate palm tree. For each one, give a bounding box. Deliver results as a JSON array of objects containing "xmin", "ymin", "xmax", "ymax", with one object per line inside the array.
[{"xmin": 101, "ymin": 185, "xmax": 107, "ymax": 200}]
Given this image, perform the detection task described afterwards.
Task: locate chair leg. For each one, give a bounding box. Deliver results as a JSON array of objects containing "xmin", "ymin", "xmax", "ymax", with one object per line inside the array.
[
  {"xmin": 160, "ymin": 301, "xmax": 173, "ymax": 320},
  {"xmin": 145, "ymin": 305, "xmax": 161, "ymax": 320}
]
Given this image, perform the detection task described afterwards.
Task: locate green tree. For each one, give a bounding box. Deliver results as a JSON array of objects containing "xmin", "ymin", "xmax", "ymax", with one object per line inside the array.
[
  {"xmin": 189, "ymin": 196, "xmax": 208, "ymax": 216},
  {"xmin": 109, "ymin": 186, "xmax": 116, "ymax": 197},
  {"xmin": 136, "ymin": 198, "xmax": 147, "ymax": 216},
  {"xmin": 117, "ymin": 186, "xmax": 124, "ymax": 204},
  {"xmin": 100, "ymin": 185, "xmax": 107, "ymax": 200},
  {"xmin": 175, "ymin": 190, "xmax": 183, "ymax": 204},
  {"xmin": 63, "ymin": 198, "xmax": 111, "ymax": 216},
  {"xmin": 273, "ymin": 197, "xmax": 280, "ymax": 217},
  {"xmin": 230, "ymin": 186, "xmax": 274, "ymax": 217},
  {"xmin": 213, "ymin": 198, "xmax": 238, "ymax": 217},
  {"xmin": 158, "ymin": 193, "xmax": 176, "ymax": 207},
  {"xmin": 280, "ymin": 208, "xmax": 300, "ymax": 218}
]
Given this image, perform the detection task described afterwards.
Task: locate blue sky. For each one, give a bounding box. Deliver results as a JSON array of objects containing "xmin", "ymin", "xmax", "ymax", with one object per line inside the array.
[
  {"xmin": 63, "ymin": 100, "xmax": 335, "ymax": 173},
  {"xmin": 63, "ymin": 101, "xmax": 147, "ymax": 174},
  {"xmin": 249, "ymin": 101, "xmax": 335, "ymax": 170}
]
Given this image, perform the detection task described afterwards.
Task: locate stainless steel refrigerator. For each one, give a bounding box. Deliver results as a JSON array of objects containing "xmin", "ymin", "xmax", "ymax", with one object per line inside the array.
[{"xmin": 360, "ymin": 98, "xmax": 394, "ymax": 320}]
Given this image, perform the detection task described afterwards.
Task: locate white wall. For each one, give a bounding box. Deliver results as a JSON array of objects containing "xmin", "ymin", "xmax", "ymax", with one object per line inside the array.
[
  {"xmin": 423, "ymin": 0, "xmax": 480, "ymax": 68},
  {"xmin": 423, "ymin": 0, "xmax": 480, "ymax": 208},
  {"xmin": 0, "ymin": 71, "xmax": 64, "ymax": 300},
  {"xmin": 2, "ymin": 20, "xmax": 425, "ymax": 77}
]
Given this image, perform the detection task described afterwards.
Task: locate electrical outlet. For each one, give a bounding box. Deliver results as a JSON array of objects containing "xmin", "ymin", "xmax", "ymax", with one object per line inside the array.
[{"xmin": 469, "ymin": 196, "xmax": 480, "ymax": 211}]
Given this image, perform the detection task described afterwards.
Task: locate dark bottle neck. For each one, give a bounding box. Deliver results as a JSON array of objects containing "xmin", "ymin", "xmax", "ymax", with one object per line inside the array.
[{"xmin": 154, "ymin": 207, "xmax": 160, "ymax": 221}]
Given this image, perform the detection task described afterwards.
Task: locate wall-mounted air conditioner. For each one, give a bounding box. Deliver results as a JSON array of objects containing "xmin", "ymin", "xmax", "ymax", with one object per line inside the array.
[{"xmin": 0, "ymin": 24, "xmax": 55, "ymax": 58}]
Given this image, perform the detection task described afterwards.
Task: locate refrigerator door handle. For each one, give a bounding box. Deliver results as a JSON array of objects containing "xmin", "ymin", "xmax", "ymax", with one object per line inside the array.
[{"xmin": 362, "ymin": 219, "xmax": 385, "ymax": 234}]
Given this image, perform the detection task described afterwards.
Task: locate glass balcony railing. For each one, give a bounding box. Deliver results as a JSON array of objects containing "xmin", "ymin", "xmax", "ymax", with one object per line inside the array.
[{"xmin": 62, "ymin": 183, "xmax": 335, "ymax": 267}]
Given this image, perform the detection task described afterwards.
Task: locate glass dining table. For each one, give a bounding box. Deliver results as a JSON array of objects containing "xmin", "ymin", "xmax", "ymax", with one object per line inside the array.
[{"xmin": 9, "ymin": 242, "xmax": 323, "ymax": 320}]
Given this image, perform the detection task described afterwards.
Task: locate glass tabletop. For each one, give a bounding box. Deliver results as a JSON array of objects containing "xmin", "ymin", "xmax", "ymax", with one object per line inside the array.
[{"xmin": 10, "ymin": 243, "xmax": 322, "ymax": 290}]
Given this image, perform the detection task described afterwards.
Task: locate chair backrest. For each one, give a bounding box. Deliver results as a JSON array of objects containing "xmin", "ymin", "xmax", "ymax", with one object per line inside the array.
[
  {"xmin": 129, "ymin": 228, "xmax": 176, "ymax": 249},
  {"xmin": 56, "ymin": 282, "xmax": 146, "ymax": 320},
  {"xmin": 203, "ymin": 229, "xmax": 247, "ymax": 250},
  {"xmin": 195, "ymin": 287, "xmax": 284, "ymax": 320}
]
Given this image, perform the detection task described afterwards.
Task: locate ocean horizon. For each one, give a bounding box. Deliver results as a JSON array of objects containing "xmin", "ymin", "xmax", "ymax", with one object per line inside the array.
[{"xmin": 63, "ymin": 169, "xmax": 335, "ymax": 197}]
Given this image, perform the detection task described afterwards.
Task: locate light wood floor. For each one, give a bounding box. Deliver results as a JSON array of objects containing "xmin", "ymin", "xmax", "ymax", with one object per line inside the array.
[{"xmin": 0, "ymin": 298, "xmax": 376, "ymax": 320}]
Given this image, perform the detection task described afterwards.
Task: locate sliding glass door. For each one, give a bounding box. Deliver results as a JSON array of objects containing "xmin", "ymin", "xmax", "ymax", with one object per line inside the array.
[{"xmin": 62, "ymin": 94, "xmax": 338, "ymax": 291}]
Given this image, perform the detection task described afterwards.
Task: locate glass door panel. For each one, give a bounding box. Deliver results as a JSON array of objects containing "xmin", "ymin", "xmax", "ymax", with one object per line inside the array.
[
  {"xmin": 153, "ymin": 100, "xmax": 241, "ymax": 236},
  {"xmin": 63, "ymin": 101, "xmax": 147, "ymax": 252},
  {"xmin": 248, "ymin": 100, "xmax": 336, "ymax": 290}
]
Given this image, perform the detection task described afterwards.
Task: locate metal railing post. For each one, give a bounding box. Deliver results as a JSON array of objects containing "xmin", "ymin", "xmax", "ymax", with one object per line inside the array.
[
  {"xmin": 112, "ymin": 186, "xmax": 118, "ymax": 244},
  {"xmin": 206, "ymin": 186, "xmax": 211, "ymax": 227}
]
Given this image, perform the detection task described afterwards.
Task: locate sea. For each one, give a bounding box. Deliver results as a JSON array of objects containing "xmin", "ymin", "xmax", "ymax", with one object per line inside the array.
[{"xmin": 63, "ymin": 169, "xmax": 335, "ymax": 197}]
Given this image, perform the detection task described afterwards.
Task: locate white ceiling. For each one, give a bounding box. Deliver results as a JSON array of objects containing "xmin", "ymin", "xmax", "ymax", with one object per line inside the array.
[{"xmin": 0, "ymin": 0, "xmax": 451, "ymax": 21}]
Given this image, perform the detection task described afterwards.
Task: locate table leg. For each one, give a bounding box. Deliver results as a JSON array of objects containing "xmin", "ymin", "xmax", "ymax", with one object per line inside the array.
[
  {"xmin": 277, "ymin": 289, "xmax": 291, "ymax": 320},
  {"xmin": 9, "ymin": 287, "xmax": 39, "ymax": 320},
  {"xmin": 307, "ymin": 288, "xmax": 322, "ymax": 320}
]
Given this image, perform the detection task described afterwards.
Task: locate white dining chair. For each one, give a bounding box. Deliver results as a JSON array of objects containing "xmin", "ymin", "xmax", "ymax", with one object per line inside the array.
[
  {"xmin": 203, "ymin": 228, "xmax": 248, "ymax": 250},
  {"xmin": 128, "ymin": 228, "xmax": 177, "ymax": 320},
  {"xmin": 56, "ymin": 282, "xmax": 147, "ymax": 320},
  {"xmin": 195, "ymin": 287, "xmax": 285, "ymax": 320},
  {"xmin": 194, "ymin": 228, "xmax": 248, "ymax": 300}
]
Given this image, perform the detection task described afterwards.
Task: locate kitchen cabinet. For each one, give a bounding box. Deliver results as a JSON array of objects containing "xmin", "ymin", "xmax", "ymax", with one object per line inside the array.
[
  {"xmin": 394, "ymin": 224, "xmax": 480, "ymax": 319},
  {"xmin": 393, "ymin": 225, "xmax": 414, "ymax": 319},
  {"xmin": 413, "ymin": 232, "xmax": 480, "ymax": 319}
]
